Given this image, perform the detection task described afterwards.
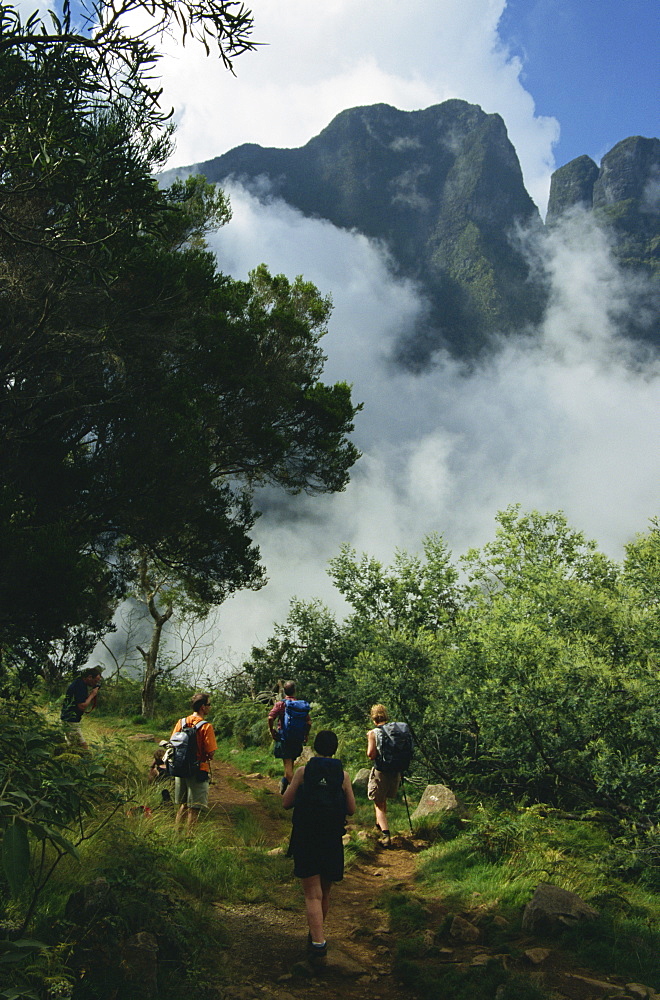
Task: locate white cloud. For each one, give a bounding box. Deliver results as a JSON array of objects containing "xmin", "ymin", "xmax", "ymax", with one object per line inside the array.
[
  {"xmin": 157, "ymin": 0, "xmax": 559, "ymax": 212},
  {"xmin": 203, "ymin": 185, "xmax": 660, "ymax": 668}
]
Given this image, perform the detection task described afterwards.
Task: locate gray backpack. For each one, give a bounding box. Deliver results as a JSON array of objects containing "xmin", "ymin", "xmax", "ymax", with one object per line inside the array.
[
  {"xmin": 375, "ymin": 722, "xmax": 414, "ymax": 774},
  {"xmin": 164, "ymin": 718, "xmax": 207, "ymax": 778}
]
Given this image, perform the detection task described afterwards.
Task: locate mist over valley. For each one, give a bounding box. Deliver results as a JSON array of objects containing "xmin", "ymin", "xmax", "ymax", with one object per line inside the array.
[{"xmin": 157, "ymin": 103, "xmax": 660, "ymax": 667}]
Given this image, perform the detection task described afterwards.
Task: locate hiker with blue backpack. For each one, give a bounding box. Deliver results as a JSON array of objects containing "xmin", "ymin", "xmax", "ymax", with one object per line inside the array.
[
  {"xmin": 169, "ymin": 692, "xmax": 217, "ymax": 832},
  {"xmin": 367, "ymin": 703, "xmax": 414, "ymax": 847},
  {"xmin": 268, "ymin": 680, "xmax": 311, "ymax": 794},
  {"xmin": 282, "ymin": 730, "xmax": 356, "ymax": 962}
]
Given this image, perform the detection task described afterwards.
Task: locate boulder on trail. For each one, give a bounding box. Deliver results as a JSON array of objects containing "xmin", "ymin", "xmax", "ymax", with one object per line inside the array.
[
  {"xmin": 522, "ymin": 883, "xmax": 599, "ymax": 935},
  {"xmin": 449, "ymin": 914, "xmax": 480, "ymax": 942},
  {"xmin": 352, "ymin": 767, "xmax": 372, "ymax": 793},
  {"xmin": 411, "ymin": 784, "xmax": 459, "ymax": 819}
]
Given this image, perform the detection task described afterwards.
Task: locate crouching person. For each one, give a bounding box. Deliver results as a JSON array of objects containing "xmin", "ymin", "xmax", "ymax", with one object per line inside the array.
[
  {"xmin": 170, "ymin": 692, "xmax": 217, "ymax": 832},
  {"xmin": 282, "ymin": 730, "xmax": 356, "ymax": 962}
]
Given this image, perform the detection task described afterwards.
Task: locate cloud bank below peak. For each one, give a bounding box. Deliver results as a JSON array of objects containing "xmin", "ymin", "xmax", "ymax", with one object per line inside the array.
[{"xmin": 207, "ymin": 184, "xmax": 660, "ymax": 664}]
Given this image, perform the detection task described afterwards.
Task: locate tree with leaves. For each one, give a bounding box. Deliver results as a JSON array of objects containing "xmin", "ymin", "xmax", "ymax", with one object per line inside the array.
[
  {"xmin": 0, "ymin": 0, "xmax": 361, "ymax": 689},
  {"xmin": 243, "ymin": 508, "xmax": 660, "ymax": 824}
]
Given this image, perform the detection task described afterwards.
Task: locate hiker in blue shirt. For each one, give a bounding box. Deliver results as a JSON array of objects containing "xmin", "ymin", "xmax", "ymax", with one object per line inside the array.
[
  {"xmin": 268, "ymin": 680, "xmax": 311, "ymax": 794},
  {"xmin": 60, "ymin": 666, "xmax": 103, "ymax": 750},
  {"xmin": 282, "ymin": 730, "xmax": 356, "ymax": 962}
]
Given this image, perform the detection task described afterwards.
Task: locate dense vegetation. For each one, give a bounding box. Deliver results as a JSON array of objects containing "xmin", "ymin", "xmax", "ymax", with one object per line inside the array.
[
  {"xmin": 244, "ymin": 507, "xmax": 660, "ymax": 830},
  {"xmin": 2, "ymin": 666, "xmax": 660, "ymax": 999}
]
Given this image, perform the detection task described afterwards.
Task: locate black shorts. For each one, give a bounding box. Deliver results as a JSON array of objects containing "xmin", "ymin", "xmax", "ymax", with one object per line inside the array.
[
  {"xmin": 274, "ymin": 738, "xmax": 303, "ymax": 761},
  {"xmin": 292, "ymin": 834, "xmax": 344, "ymax": 881}
]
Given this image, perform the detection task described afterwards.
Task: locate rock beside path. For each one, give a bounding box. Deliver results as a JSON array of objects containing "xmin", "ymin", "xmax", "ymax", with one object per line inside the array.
[
  {"xmin": 411, "ymin": 784, "xmax": 459, "ymax": 819},
  {"xmin": 352, "ymin": 768, "xmax": 371, "ymax": 793},
  {"xmin": 522, "ymin": 883, "xmax": 598, "ymax": 934}
]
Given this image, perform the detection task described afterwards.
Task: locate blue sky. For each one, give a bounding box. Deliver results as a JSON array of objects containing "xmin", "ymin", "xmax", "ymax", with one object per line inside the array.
[{"xmin": 499, "ymin": 0, "xmax": 660, "ymax": 166}]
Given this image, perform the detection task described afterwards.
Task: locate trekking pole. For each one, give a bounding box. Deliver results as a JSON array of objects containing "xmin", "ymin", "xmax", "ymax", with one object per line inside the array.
[{"xmin": 401, "ymin": 777, "xmax": 413, "ymax": 835}]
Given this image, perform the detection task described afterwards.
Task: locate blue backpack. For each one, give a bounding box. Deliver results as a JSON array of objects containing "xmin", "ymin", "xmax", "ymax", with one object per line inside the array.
[{"xmin": 281, "ymin": 699, "xmax": 311, "ymax": 741}]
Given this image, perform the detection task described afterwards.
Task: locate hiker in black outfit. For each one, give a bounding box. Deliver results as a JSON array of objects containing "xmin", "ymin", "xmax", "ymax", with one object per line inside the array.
[
  {"xmin": 282, "ymin": 730, "xmax": 356, "ymax": 961},
  {"xmin": 60, "ymin": 666, "xmax": 103, "ymax": 750}
]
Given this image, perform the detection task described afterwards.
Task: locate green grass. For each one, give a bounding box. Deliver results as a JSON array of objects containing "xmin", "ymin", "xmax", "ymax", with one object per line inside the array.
[
  {"xmin": 407, "ymin": 804, "xmax": 660, "ymax": 992},
  {"xmin": 394, "ymin": 956, "xmax": 558, "ymax": 1000},
  {"xmin": 25, "ymin": 699, "xmax": 660, "ymax": 1000}
]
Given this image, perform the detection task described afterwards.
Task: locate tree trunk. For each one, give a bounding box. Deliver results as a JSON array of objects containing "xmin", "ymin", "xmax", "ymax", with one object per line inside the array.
[{"xmin": 138, "ymin": 553, "xmax": 173, "ymax": 718}]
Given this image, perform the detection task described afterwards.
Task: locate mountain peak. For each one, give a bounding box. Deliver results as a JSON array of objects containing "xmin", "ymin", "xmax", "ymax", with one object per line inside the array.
[{"xmin": 161, "ymin": 103, "xmax": 658, "ymax": 360}]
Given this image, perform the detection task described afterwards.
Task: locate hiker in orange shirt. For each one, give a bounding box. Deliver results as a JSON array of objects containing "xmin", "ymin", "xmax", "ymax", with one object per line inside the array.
[{"xmin": 170, "ymin": 692, "xmax": 217, "ymax": 832}]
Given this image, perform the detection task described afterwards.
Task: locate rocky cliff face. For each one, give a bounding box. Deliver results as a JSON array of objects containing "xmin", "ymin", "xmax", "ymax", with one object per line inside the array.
[
  {"xmin": 547, "ymin": 136, "xmax": 660, "ymax": 273},
  {"xmin": 163, "ymin": 105, "xmax": 659, "ymax": 361},
  {"xmin": 547, "ymin": 136, "xmax": 659, "ymax": 346},
  {"xmin": 165, "ymin": 101, "xmax": 544, "ymax": 362}
]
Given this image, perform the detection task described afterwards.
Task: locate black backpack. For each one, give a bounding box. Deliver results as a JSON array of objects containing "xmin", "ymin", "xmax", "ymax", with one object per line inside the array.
[
  {"xmin": 292, "ymin": 757, "xmax": 346, "ymax": 835},
  {"xmin": 165, "ymin": 718, "xmax": 207, "ymax": 778},
  {"xmin": 375, "ymin": 721, "xmax": 414, "ymax": 774}
]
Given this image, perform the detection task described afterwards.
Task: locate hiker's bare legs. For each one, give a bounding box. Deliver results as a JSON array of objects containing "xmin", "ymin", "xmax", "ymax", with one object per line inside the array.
[
  {"xmin": 283, "ymin": 758, "xmax": 294, "ymax": 784},
  {"xmin": 302, "ymin": 875, "xmax": 333, "ymax": 942},
  {"xmin": 374, "ymin": 800, "xmax": 388, "ymax": 830},
  {"xmin": 321, "ymin": 877, "xmax": 332, "ymax": 921},
  {"xmin": 175, "ymin": 805, "xmax": 201, "ymax": 832}
]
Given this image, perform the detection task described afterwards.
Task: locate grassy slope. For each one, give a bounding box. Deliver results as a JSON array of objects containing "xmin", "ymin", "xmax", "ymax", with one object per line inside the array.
[{"xmin": 22, "ymin": 699, "xmax": 660, "ymax": 1000}]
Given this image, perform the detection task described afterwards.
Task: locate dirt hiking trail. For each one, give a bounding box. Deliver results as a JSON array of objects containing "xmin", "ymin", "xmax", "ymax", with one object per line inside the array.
[
  {"xmin": 198, "ymin": 758, "xmax": 657, "ymax": 1000},
  {"xmin": 205, "ymin": 758, "xmax": 421, "ymax": 999}
]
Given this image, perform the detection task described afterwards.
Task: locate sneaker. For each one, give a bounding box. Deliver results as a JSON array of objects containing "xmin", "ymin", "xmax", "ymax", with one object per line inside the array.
[
  {"xmin": 379, "ymin": 831, "xmax": 391, "ymax": 847},
  {"xmin": 279, "ymin": 777, "xmax": 289, "ymax": 795},
  {"xmin": 307, "ymin": 937, "xmax": 328, "ymax": 961}
]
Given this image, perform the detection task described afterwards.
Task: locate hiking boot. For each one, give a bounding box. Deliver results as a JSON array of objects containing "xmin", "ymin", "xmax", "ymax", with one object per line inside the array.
[
  {"xmin": 279, "ymin": 777, "xmax": 289, "ymax": 795},
  {"xmin": 307, "ymin": 937, "xmax": 328, "ymax": 962},
  {"xmin": 379, "ymin": 831, "xmax": 391, "ymax": 847}
]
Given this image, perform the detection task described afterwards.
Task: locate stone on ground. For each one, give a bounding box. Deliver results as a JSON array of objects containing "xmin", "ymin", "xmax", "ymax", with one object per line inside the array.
[
  {"xmin": 410, "ymin": 784, "xmax": 459, "ymax": 819},
  {"xmin": 522, "ymin": 882, "xmax": 598, "ymax": 934}
]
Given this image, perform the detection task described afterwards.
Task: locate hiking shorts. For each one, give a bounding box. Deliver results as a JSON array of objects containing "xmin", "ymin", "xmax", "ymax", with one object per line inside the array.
[
  {"xmin": 368, "ymin": 767, "xmax": 400, "ymax": 803},
  {"xmin": 274, "ymin": 737, "xmax": 304, "ymax": 761},
  {"xmin": 174, "ymin": 774, "xmax": 210, "ymax": 809},
  {"xmin": 62, "ymin": 721, "xmax": 87, "ymax": 749},
  {"xmin": 292, "ymin": 834, "xmax": 345, "ymax": 881}
]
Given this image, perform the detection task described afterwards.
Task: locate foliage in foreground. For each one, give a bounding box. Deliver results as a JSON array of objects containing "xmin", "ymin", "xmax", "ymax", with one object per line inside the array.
[
  {"xmin": 385, "ymin": 805, "xmax": 660, "ymax": 999},
  {"xmin": 0, "ymin": 700, "xmax": 294, "ymax": 998}
]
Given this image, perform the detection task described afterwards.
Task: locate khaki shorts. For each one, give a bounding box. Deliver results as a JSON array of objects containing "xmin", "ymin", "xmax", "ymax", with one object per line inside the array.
[
  {"xmin": 63, "ymin": 721, "xmax": 87, "ymax": 748},
  {"xmin": 367, "ymin": 767, "xmax": 400, "ymax": 804},
  {"xmin": 174, "ymin": 774, "xmax": 210, "ymax": 809}
]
